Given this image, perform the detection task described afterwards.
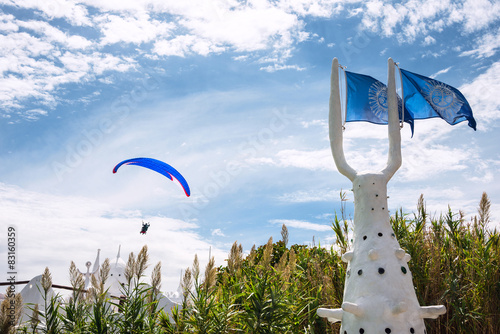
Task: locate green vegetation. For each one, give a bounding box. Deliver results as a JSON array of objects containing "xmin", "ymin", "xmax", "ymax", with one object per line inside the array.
[{"xmin": 2, "ymin": 193, "xmax": 499, "ymax": 333}]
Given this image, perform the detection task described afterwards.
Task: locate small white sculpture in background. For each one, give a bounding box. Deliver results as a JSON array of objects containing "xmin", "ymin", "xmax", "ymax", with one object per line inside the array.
[{"xmin": 77, "ymin": 249, "xmax": 100, "ymax": 290}]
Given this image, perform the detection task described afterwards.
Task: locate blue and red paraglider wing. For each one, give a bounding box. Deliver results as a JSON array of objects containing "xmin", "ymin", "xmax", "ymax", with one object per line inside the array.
[{"xmin": 113, "ymin": 157, "xmax": 190, "ymax": 197}]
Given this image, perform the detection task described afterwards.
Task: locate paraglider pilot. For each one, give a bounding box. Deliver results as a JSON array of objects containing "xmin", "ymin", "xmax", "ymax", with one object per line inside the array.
[{"xmin": 140, "ymin": 222, "xmax": 150, "ymax": 235}]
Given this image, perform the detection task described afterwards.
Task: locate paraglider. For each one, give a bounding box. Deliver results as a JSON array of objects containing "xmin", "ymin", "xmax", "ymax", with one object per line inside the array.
[
  {"xmin": 140, "ymin": 222, "xmax": 150, "ymax": 235},
  {"xmin": 113, "ymin": 157, "xmax": 190, "ymax": 197}
]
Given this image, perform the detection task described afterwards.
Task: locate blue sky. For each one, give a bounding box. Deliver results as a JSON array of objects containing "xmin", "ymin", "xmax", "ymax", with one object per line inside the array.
[{"xmin": 1, "ymin": 0, "xmax": 499, "ymax": 292}]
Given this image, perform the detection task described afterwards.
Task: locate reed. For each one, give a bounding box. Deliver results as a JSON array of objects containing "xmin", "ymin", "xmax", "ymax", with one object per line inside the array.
[{"xmin": 10, "ymin": 193, "xmax": 499, "ymax": 333}]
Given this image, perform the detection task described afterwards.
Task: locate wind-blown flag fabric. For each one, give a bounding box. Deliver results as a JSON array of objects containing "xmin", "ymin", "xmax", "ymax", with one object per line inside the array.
[
  {"xmin": 345, "ymin": 71, "xmax": 414, "ymax": 135},
  {"xmin": 399, "ymin": 68, "xmax": 476, "ymax": 130}
]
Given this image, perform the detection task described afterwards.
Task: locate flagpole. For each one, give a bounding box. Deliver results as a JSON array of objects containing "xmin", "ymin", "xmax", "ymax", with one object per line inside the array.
[
  {"xmin": 395, "ymin": 62, "xmax": 405, "ymax": 129},
  {"xmin": 341, "ymin": 64, "xmax": 348, "ymax": 131}
]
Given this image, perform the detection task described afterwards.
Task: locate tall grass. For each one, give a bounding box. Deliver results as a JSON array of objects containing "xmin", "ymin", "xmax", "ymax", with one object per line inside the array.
[{"xmin": 4, "ymin": 193, "xmax": 499, "ymax": 333}]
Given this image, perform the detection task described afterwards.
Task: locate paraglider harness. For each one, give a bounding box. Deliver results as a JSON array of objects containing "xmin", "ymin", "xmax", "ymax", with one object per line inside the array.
[{"xmin": 140, "ymin": 222, "xmax": 150, "ymax": 235}]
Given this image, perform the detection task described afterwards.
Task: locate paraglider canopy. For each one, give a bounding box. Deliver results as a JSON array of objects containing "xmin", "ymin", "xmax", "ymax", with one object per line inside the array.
[{"xmin": 113, "ymin": 157, "xmax": 190, "ymax": 197}]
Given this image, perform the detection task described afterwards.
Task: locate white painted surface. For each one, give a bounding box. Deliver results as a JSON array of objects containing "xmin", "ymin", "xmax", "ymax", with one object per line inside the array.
[{"xmin": 319, "ymin": 58, "xmax": 446, "ymax": 334}]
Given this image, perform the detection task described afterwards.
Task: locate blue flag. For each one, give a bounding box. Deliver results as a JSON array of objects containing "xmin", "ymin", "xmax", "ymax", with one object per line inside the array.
[
  {"xmin": 345, "ymin": 71, "xmax": 414, "ymax": 135},
  {"xmin": 400, "ymin": 68, "xmax": 476, "ymax": 130}
]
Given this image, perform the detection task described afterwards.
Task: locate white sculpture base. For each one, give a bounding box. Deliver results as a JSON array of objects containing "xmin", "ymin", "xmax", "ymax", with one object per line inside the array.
[{"xmin": 319, "ymin": 173, "xmax": 445, "ymax": 334}]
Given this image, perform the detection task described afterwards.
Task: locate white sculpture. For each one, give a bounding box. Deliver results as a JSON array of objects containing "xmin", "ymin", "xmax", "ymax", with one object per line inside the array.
[
  {"xmin": 77, "ymin": 249, "xmax": 100, "ymax": 290},
  {"xmin": 317, "ymin": 58, "xmax": 446, "ymax": 333}
]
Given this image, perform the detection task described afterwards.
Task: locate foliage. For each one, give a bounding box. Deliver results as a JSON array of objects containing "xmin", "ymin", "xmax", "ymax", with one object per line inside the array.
[
  {"xmin": 0, "ymin": 286, "xmax": 23, "ymax": 334},
  {"xmin": 10, "ymin": 193, "xmax": 500, "ymax": 333}
]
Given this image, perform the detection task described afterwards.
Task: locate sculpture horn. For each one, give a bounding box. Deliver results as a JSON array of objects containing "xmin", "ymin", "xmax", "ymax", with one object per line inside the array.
[
  {"xmin": 381, "ymin": 57, "xmax": 402, "ymax": 180},
  {"xmin": 317, "ymin": 307, "xmax": 343, "ymax": 323},
  {"xmin": 342, "ymin": 302, "xmax": 364, "ymax": 317},
  {"xmin": 329, "ymin": 58, "xmax": 357, "ymax": 181}
]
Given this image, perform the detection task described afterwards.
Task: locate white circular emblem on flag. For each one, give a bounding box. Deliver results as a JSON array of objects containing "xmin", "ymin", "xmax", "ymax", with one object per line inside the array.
[
  {"xmin": 422, "ymin": 81, "xmax": 463, "ymax": 119},
  {"xmin": 368, "ymin": 81, "xmax": 388, "ymax": 121}
]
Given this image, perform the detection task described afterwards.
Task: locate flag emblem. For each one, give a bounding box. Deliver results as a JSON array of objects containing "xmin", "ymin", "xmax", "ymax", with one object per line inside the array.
[
  {"xmin": 422, "ymin": 81, "xmax": 464, "ymax": 119},
  {"xmin": 368, "ymin": 81, "xmax": 389, "ymax": 120}
]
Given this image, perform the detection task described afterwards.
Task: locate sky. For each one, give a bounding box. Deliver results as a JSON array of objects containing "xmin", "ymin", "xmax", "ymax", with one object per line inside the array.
[{"xmin": 1, "ymin": 0, "xmax": 499, "ymax": 293}]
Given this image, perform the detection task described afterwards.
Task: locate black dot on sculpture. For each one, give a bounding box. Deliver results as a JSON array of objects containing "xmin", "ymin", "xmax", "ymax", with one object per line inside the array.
[
  {"xmin": 410, "ymin": 328, "xmax": 415, "ymax": 333},
  {"xmin": 371, "ymin": 208, "xmax": 374, "ymax": 210},
  {"xmin": 363, "ymin": 235, "xmax": 367, "ymax": 240},
  {"xmin": 401, "ymin": 266, "xmax": 407, "ymax": 274},
  {"xmin": 391, "ymin": 233, "xmax": 395, "ymax": 238},
  {"xmin": 358, "ymin": 269, "xmax": 363, "ymax": 275},
  {"xmin": 359, "ymin": 329, "xmax": 364, "ymax": 334},
  {"xmin": 373, "ymin": 182, "xmax": 375, "ymax": 185},
  {"xmin": 385, "ymin": 329, "xmax": 391, "ymax": 333},
  {"xmin": 344, "ymin": 331, "xmax": 347, "ymax": 334},
  {"xmin": 378, "ymin": 267, "xmax": 385, "ymax": 274},
  {"xmin": 382, "ymin": 207, "xmax": 385, "ymax": 210},
  {"xmin": 376, "ymin": 194, "xmax": 379, "ymax": 197},
  {"xmin": 378, "ymin": 232, "xmax": 383, "ymax": 237}
]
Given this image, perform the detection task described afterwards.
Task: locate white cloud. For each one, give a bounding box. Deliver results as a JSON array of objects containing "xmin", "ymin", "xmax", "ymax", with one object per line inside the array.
[
  {"xmin": 20, "ymin": 108, "xmax": 48, "ymax": 120},
  {"xmin": 82, "ymin": 0, "xmax": 312, "ymax": 56},
  {"xmin": 181, "ymin": 4, "xmax": 302, "ymax": 53},
  {"xmin": 301, "ymin": 119, "xmax": 327, "ymax": 129},
  {"xmin": 233, "ymin": 55, "xmax": 249, "ymax": 61},
  {"xmin": 2, "ymin": 0, "xmax": 499, "ymax": 114},
  {"xmin": 274, "ymin": 148, "xmax": 334, "ymax": 171},
  {"xmin": 276, "ymin": 189, "xmax": 343, "ymax": 203},
  {"xmin": 16, "ymin": 19, "xmax": 92, "ymax": 49},
  {"xmin": 0, "ymin": 12, "xmax": 18, "ymax": 32},
  {"xmin": 154, "ymin": 35, "xmax": 225, "ymax": 57},
  {"xmin": 387, "ymin": 184, "xmax": 500, "ymax": 231},
  {"xmin": 0, "ymin": 18, "xmax": 135, "ymax": 109},
  {"xmin": 422, "ymin": 35, "xmax": 436, "ymax": 46},
  {"xmin": 277, "ymin": 0, "xmax": 345, "ymax": 17},
  {"xmin": 153, "ymin": 35, "xmax": 195, "ymax": 57},
  {"xmin": 96, "ymin": 13, "xmax": 175, "ymax": 45},
  {"xmin": 466, "ymin": 160, "xmax": 497, "ymax": 183},
  {"xmin": 430, "ymin": 66, "xmax": 452, "ymax": 79},
  {"xmin": 420, "ymin": 49, "xmax": 446, "ymax": 58},
  {"xmin": 398, "ymin": 140, "xmax": 473, "ymax": 181},
  {"xmin": 388, "ymin": 185, "xmax": 472, "ymax": 217},
  {"xmin": 343, "ymin": 122, "xmax": 390, "ymax": 140},
  {"xmin": 91, "ymin": 53, "xmax": 136, "ymax": 75},
  {"xmin": 260, "ymin": 63, "xmax": 306, "ymax": 72},
  {"xmin": 460, "ymin": 61, "xmax": 500, "ymax": 126},
  {"xmin": 0, "ymin": 0, "xmax": 92, "ymax": 26},
  {"xmin": 388, "ymin": 118, "xmax": 479, "ymax": 182},
  {"xmin": 360, "ymin": 0, "xmax": 500, "ymax": 43},
  {"xmin": 0, "ymin": 72, "xmax": 57, "ymax": 109},
  {"xmin": 0, "ymin": 31, "xmax": 54, "ymax": 59},
  {"xmin": 211, "ymin": 228, "xmax": 225, "ymax": 237},
  {"xmin": 451, "ymin": 0, "xmax": 500, "ymax": 33},
  {"xmin": 270, "ymin": 219, "xmax": 332, "ymax": 231},
  {"xmin": 0, "ymin": 182, "xmax": 227, "ymax": 291},
  {"xmin": 459, "ymin": 26, "xmax": 500, "ymax": 59}
]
